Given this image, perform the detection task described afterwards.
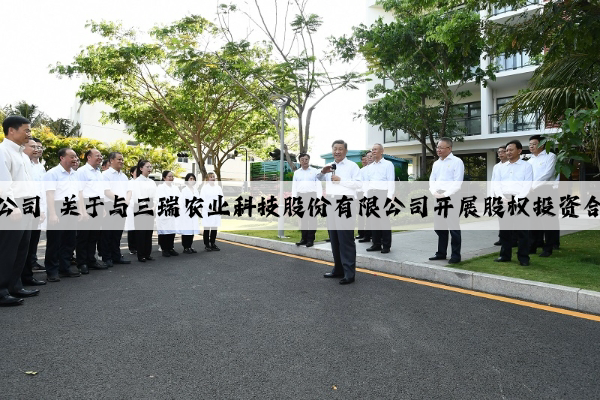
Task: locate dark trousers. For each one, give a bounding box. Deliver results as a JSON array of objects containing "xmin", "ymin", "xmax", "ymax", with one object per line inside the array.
[
  {"xmin": 203, "ymin": 229, "xmax": 217, "ymax": 246},
  {"xmin": 77, "ymin": 199, "xmax": 104, "ymax": 265},
  {"xmin": 326, "ymin": 196, "xmax": 356, "ymax": 279},
  {"xmin": 46, "ymin": 201, "xmax": 78, "ymax": 276},
  {"xmin": 527, "ymin": 185, "xmax": 559, "ymax": 253},
  {"xmin": 182, "ymin": 234, "xmax": 194, "ymax": 249},
  {"xmin": 356, "ymin": 192, "xmax": 371, "ymax": 239},
  {"xmin": 158, "ymin": 234, "xmax": 175, "ymax": 251},
  {"xmin": 433, "ymin": 192, "xmax": 462, "ymax": 260},
  {"xmin": 298, "ymin": 192, "xmax": 317, "ymax": 242},
  {"xmin": 127, "ymin": 231, "xmax": 137, "ymax": 252},
  {"xmin": 23, "ymin": 229, "xmax": 41, "ymax": 281},
  {"xmin": 0, "ymin": 198, "xmax": 31, "ymax": 296},
  {"xmin": 498, "ymin": 199, "xmax": 531, "ymax": 262},
  {"xmin": 102, "ymin": 202, "xmax": 125, "ymax": 261},
  {"xmin": 367, "ymin": 190, "xmax": 392, "ymax": 249},
  {"xmin": 134, "ymin": 204, "xmax": 155, "ymax": 258}
]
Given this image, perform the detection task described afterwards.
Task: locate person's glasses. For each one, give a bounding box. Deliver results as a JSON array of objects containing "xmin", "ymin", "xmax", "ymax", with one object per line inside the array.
[{"xmin": 436, "ymin": 146, "xmax": 450, "ymax": 150}]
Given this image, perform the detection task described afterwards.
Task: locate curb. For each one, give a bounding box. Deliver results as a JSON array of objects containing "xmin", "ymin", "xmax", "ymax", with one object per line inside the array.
[{"xmin": 218, "ymin": 232, "xmax": 600, "ymax": 316}]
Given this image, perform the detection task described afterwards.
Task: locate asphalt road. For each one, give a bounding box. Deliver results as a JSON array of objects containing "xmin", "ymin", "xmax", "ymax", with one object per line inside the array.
[{"xmin": 1, "ymin": 239, "xmax": 599, "ymax": 399}]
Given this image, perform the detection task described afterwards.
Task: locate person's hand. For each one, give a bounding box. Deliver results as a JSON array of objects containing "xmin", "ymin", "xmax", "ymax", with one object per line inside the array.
[
  {"xmin": 48, "ymin": 214, "xmax": 59, "ymax": 225},
  {"xmin": 321, "ymin": 165, "xmax": 332, "ymax": 174},
  {"xmin": 9, "ymin": 208, "xmax": 22, "ymax": 221},
  {"xmin": 331, "ymin": 175, "xmax": 341, "ymax": 183},
  {"xmin": 40, "ymin": 212, "xmax": 46, "ymax": 223}
]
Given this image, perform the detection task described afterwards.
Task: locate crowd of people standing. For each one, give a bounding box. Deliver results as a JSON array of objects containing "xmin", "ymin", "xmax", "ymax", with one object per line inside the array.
[{"xmin": 0, "ymin": 116, "xmax": 222, "ymax": 307}]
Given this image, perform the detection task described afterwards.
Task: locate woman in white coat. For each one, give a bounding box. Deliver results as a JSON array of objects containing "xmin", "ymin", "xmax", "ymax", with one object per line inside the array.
[
  {"xmin": 155, "ymin": 170, "xmax": 180, "ymax": 257},
  {"xmin": 179, "ymin": 173, "xmax": 200, "ymax": 254},
  {"xmin": 125, "ymin": 165, "xmax": 137, "ymax": 254},
  {"xmin": 200, "ymin": 172, "xmax": 223, "ymax": 251},
  {"xmin": 132, "ymin": 160, "xmax": 156, "ymax": 262}
]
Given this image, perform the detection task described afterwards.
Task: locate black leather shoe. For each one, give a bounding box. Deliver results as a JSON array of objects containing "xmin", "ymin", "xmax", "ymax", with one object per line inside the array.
[
  {"xmin": 129, "ymin": 250, "xmax": 137, "ymax": 255},
  {"xmin": 428, "ymin": 255, "xmax": 446, "ymax": 261},
  {"xmin": 46, "ymin": 275, "xmax": 60, "ymax": 283},
  {"xmin": 90, "ymin": 262, "xmax": 108, "ymax": 270},
  {"xmin": 358, "ymin": 238, "xmax": 371, "ymax": 243},
  {"xmin": 59, "ymin": 268, "xmax": 81, "ymax": 278},
  {"xmin": 529, "ymin": 249, "xmax": 537, "ymax": 255},
  {"xmin": 210, "ymin": 244, "xmax": 220, "ymax": 251},
  {"xmin": 295, "ymin": 240, "xmax": 308, "ymax": 246},
  {"xmin": 355, "ymin": 235, "xmax": 364, "ymax": 240},
  {"xmin": 22, "ymin": 277, "xmax": 46, "ymax": 286},
  {"xmin": 381, "ymin": 248, "xmax": 390, "ymax": 254},
  {"xmin": 539, "ymin": 251, "xmax": 552, "ymax": 257},
  {"xmin": 32, "ymin": 262, "xmax": 45, "ymax": 271},
  {"xmin": 306, "ymin": 242, "xmax": 314, "ymax": 248},
  {"xmin": 114, "ymin": 258, "xmax": 131, "ymax": 264},
  {"xmin": 339, "ymin": 278, "xmax": 355, "ymax": 285},
  {"xmin": 366, "ymin": 245, "xmax": 382, "ymax": 252},
  {"xmin": 494, "ymin": 257, "xmax": 511, "ymax": 262},
  {"xmin": 493, "ymin": 241, "xmax": 501, "ymax": 246},
  {"xmin": 189, "ymin": 248, "xmax": 197, "ymax": 254},
  {"xmin": 162, "ymin": 251, "xmax": 171, "ymax": 257},
  {"xmin": 324, "ymin": 272, "xmax": 344, "ymax": 278},
  {"xmin": 138, "ymin": 258, "xmax": 146, "ymax": 262},
  {"xmin": 11, "ymin": 288, "xmax": 40, "ymax": 298},
  {"xmin": 325, "ymin": 238, "xmax": 331, "ymax": 243},
  {"xmin": 448, "ymin": 258, "xmax": 461, "ymax": 264},
  {"xmin": 146, "ymin": 256, "xmax": 155, "ymax": 261},
  {"xmin": 78, "ymin": 265, "xmax": 89, "ymax": 275},
  {"xmin": 168, "ymin": 249, "xmax": 179, "ymax": 256},
  {"xmin": 204, "ymin": 246, "xmax": 212, "ymax": 252},
  {"xmin": 104, "ymin": 259, "xmax": 114, "ymax": 268},
  {"xmin": 0, "ymin": 295, "xmax": 23, "ymax": 306},
  {"xmin": 520, "ymin": 261, "xmax": 530, "ymax": 266}
]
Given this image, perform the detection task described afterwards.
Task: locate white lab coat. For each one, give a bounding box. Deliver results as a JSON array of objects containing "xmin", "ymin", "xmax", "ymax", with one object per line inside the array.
[
  {"xmin": 200, "ymin": 183, "xmax": 225, "ymax": 228},
  {"xmin": 156, "ymin": 183, "xmax": 181, "ymax": 235},
  {"xmin": 125, "ymin": 179, "xmax": 135, "ymax": 231},
  {"xmin": 177, "ymin": 186, "xmax": 200, "ymax": 235}
]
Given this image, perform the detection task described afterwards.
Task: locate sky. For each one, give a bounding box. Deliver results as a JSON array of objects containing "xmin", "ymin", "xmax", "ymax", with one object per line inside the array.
[{"xmin": 1, "ymin": 0, "xmax": 369, "ymax": 159}]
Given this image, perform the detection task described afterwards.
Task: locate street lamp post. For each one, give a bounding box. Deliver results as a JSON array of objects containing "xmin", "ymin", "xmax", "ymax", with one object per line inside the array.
[{"xmin": 271, "ymin": 95, "xmax": 291, "ymax": 238}]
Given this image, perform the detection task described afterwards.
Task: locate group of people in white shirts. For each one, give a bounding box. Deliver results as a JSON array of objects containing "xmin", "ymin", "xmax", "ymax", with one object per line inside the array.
[{"xmin": 0, "ymin": 115, "xmax": 224, "ymax": 307}]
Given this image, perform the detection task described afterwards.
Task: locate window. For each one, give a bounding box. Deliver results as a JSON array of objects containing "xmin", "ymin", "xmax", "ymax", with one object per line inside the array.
[
  {"xmin": 453, "ymin": 101, "xmax": 481, "ymax": 136},
  {"xmin": 491, "ymin": 97, "xmax": 539, "ymax": 133}
]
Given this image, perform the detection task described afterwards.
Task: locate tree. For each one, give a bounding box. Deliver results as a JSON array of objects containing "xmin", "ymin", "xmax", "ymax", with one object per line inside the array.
[
  {"xmin": 217, "ymin": 0, "xmax": 365, "ymax": 167},
  {"xmin": 475, "ymin": 0, "xmax": 600, "ymax": 175},
  {"xmin": 45, "ymin": 118, "xmax": 82, "ymax": 138},
  {"xmin": 3, "ymin": 101, "xmax": 49, "ymax": 127},
  {"xmin": 51, "ymin": 16, "xmax": 277, "ymax": 181},
  {"xmin": 334, "ymin": 0, "xmax": 494, "ymax": 177}
]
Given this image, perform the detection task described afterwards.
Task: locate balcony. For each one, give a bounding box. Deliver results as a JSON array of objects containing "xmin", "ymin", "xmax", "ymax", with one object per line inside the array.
[
  {"xmin": 382, "ymin": 115, "xmax": 482, "ymax": 144},
  {"xmin": 495, "ymin": 52, "xmax": 535, "ymax": 72},
  {"xmin": 489, "ymin": 112, "xmax": 541, "ymax": 134},
  {"xmin": 491, "ymin": 0, "xmax": 541, "ymax": 16}
]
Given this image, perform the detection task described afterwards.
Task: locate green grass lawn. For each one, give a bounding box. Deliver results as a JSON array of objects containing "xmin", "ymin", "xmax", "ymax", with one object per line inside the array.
[
  {"xmin": 458, "ymin": 230, "xmax": 600, "ymax": 292},
  {"xmin": 219, "ymin": 217, "xmax": 496, "ymax": 242}
]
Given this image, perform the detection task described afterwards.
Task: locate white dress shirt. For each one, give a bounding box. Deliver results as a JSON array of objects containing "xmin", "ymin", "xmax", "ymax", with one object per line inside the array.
[
  {"xmin": 0, "ymin": 138, "xmax": 35, "ymax": 199},
  {"xmin": 44, "ymin": 163, "xmax": 79, "ymax": 200},
  {"xmin": 77, "ymin": 162, "xmax": 105, "ymax": 198},
  {"xmin": 359, "ymin": 165, "xmax": 370, "ymax": 193},
  {"xmin": 528, "ymin": 150, "xmax": 558, "ymax": 190},
  {"xmin": 291, "ymin": 167, "xmax": 322, "ymax": 198},
  {"xmin": 30, "ymin": 162, "xmax": 46, "ymax": 182},
  {"xmin": 491, "ymin": 161, "xmax": 507, "ymax": 197},
  {"xmin": 366, "ymin": 158, "xmax": 395, "ymax": 199},
  {"xmin": 429, "ymin": 153, "xmax": 464, "ymax": 196},
  {"xmin": 497, "ymin": 158, "xmax": 533, "ymax": 199},
  {"xmin": 132, "ymin": 175, "xmax": 157, "ymax": 202},
  {"xmin": 102, "ymin": 167, "xmax": 130, "ymax": 201},
  {"xmin": 316, "ymin": 157, "xmax": 362, "ymax": 197}
]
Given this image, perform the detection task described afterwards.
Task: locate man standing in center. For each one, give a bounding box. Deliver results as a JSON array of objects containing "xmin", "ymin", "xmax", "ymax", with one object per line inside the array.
[
  {"xmin": 292, "ymin": 153, "xmax": 321, "ymax": 248},
  {"xmin": 76, "ymin": 149, "xmax": 108, "ymax": 274},
  {"xmin": 365, "ymin": 143, "xmax": 395, "ymax": 254},
  {"xmin": 316, "ymin": 140, "xmax": 362, "ymax": 285},
  {"xmin": 428, "ymin": 137, "xmax": 464, "ymax": 264}
]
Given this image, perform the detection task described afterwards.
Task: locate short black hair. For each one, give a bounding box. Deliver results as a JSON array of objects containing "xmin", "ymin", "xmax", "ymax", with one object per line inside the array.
[
  {"xmin": 108, "ymin": 152, "xmax": 122, "ymax": 161},
  {"xmin": 506, "ymin": 140, "xmax": 523, "ymax": 150},
  {"xmin": 135, "ymin": 160, "xmax": 150, "ymax": 177},
  {"xmin": 102, "ymin": 160, "xmax": 110, "ymax": 167},
  {"xmin": 32, "ymin": 137, "xmax": 42, "ymax": 144},
  {"xmin": 84, "ymin": 149, "xmax": 94, "ymax": 159},
  {"xmin": 162, "ymin": 170, "xmax": 172, "ymax": 180},
  {"xmin": 331, "ymin": 139, "xmax": 347, "ymax": 150},
  {"xmin": 2, "ymin": 115, "xmax": 30, "ymax": 134},
  {"xmin": 57, "ymin": 148, "xmax": 70, "ymax": 159},
  {"xmin": 498, "ymin": 145, "xmax": 506, "ymax": 150},
  {"xmin": 185, "ymin": 173, "xmax": 197, "ymax": 181},
  {"xmin": 129, "ymin": 165, "xmax": 137, "ymax": 175},
  {"xmin": 529, "ymin": 134, "xmax": 544, "ymax": 142},
  {"xmin": 298, "ymin": 153, "xmax": 310, "ymax": 160}
]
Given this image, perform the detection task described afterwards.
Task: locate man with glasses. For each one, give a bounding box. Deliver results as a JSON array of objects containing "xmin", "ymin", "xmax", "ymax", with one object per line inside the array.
[
  {"xmin": 428, "ymin": 138, "xmax": 464, "ymax": 264},
  {"xmin": 102, "ymin": 152, "xmax": 131, "ymax": 268},
  {"xmin": 21, "ymin": 138, "xmax": 46, "ymax": 286}
]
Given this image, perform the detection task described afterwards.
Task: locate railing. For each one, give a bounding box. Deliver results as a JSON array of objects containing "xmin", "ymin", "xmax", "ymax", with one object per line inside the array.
[
  {"xmin": 489, "ymin": 112, "xmax": 541, "ymax": 134},
  {"xmin": 382, "ymin": 115, "xmax": 482, "ymax": 144},
  {"xmin": 495, "ymin": 52, "xmax": 535, "ymax": 72},
  {"xmin": 491, "ymin": 0, "xmax": 541, "ymax": 16}
]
